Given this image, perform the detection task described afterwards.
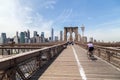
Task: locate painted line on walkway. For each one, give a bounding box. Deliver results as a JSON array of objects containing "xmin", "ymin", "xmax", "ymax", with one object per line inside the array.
[{"xmin": 72, "ymin": 46, "xmax": 87, "ymax": 80}]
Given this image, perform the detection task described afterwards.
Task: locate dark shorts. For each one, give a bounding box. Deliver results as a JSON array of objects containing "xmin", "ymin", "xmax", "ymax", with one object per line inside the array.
[{"xmin": 89, "ymin": 47, "xmax": 94, "ymax": 51}]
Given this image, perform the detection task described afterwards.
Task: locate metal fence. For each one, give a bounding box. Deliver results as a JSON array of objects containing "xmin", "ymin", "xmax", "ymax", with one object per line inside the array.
[
  {"xmin": 76, "ymin": 42, "xmax": 120, "ymax": 69},
  {"xmin": 0, "ymin": 42, "xmax": 67, "ymax": 80}
]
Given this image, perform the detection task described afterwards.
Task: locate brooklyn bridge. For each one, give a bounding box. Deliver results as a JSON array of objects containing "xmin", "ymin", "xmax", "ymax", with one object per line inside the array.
[{"xmin": 0, "ymin": 27, "xmax": 120, "ymax": 80}]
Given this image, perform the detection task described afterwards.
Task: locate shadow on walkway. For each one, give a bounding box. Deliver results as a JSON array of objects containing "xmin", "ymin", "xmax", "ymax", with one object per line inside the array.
[{"xmin": 29, "ymin": 50, "xmax": 63, "ymax": 80}]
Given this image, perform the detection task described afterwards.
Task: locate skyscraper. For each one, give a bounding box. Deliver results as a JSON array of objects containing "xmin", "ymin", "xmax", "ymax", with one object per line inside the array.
[
  {"xmin": 20, "ymin": 32, "xmax": 25, "ymax": 43},
  {"xmin": 24, "ymin": 30, "xmax": 30, "ymax": 43},
  {"xmin": 49, "ymin": 37, "xmax": 51, "ymax": 41},
  {"xmin": 60, "ymin": 31, "xmax": 63, "ymax": 41},
  {"xmin": 36, "ymin": 35, "xmax": 41, "ymax": 43},
  {"xmin": 14, "ymin": 31, "xmax": 19, "ymax": 43},
  {"xmin": 1, "ymin": 33, "xmax": 7, "ymax": 44},
  {"xmin": 41, "ymin": 32, "xmax": 45, "ymax": 42},
  {"xmin": 27, "ymin": 29, "xmax": 30, "ymax": 39},
  {"xmin": 89, "ymin": 37, "xmax": 93, "ymax": 42},
  {"xmin": 33, "ymin": 31, "xmax": 37, "ymax": 37},
  {"xmin": 24, "ymin": 31, "xmax": 27, "ymax": 37},
  {"xmin": 55, "ymin": 36, "xmax": 58, "ymax": 41},
  {"xmin": 51, "ymin": 28, "xmax": 54, "ymax": 41},
  {"xmin": 41, "ymin": 32, "xmax": 44, "ymax": 38}
]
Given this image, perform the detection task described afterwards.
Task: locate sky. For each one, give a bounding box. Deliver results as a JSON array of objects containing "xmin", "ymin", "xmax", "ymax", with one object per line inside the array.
[{"xmin": 0, "ymin": 0, "xmax": 120, "ymax": 42}]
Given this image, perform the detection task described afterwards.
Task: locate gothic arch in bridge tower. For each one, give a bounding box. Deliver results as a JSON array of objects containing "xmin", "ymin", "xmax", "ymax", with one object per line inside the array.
[{"xmin": 64, "ymin": 27, "xmax": 78, "ymax": 42}]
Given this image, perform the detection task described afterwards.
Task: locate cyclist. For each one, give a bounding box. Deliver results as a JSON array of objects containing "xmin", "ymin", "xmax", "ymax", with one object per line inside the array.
[{"xmin": 87, "ymin": 41, "xmax": 94, "ymax": 57}]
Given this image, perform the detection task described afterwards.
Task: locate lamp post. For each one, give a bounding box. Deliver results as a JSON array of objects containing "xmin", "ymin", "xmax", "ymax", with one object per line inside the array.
[
  {"xmin": 80, "ymin": 24, "xmax": 85, "ymax": 37},
  {"xmin": 80, "ymin": 24, "xmax": 85, "ymax": 43}
]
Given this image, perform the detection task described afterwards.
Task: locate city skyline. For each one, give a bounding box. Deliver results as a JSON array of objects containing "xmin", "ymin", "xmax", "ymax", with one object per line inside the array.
[
  {"xmin": 0, "ymin": 29, "xmax": 59, "ymax": 44},
  {"xmin": 0, "ymin": 0, "xmax": 120, "ymax": 42}
]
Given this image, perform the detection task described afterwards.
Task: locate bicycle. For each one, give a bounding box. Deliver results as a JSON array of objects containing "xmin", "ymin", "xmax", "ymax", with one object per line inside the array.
[{"xmin": 87, "ymin": 50, "xmax": 97, "ymax": 60}]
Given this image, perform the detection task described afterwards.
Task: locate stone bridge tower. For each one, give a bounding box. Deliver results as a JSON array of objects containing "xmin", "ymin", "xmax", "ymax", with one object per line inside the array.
[{"xmin": 64, "ymin": 27, "xmax": 78, "ymax": 42}]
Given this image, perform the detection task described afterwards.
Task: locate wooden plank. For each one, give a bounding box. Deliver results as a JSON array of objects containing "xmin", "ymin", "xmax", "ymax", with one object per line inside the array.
[
  {"xmin": 39, "ymin": 45, "xmax": 82, "ymax": 80},
  {"xmin": 39, "ymin": 44, "xmax": 120, "ymax": 80},
  {"xmin": 74, "ymin": 45, "xmax": 120, "ymax": 80}
]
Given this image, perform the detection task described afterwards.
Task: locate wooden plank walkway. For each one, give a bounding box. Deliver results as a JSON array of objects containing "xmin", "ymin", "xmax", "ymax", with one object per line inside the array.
[{"xmin": 38, "ymin": 44, "xmax": 120, "ymax": 80}]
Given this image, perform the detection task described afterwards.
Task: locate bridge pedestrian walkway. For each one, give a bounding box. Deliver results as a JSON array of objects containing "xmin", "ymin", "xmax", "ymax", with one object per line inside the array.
[{"xmin": 39, "ymin": 44, "xmax": 120, "ymax": 80}]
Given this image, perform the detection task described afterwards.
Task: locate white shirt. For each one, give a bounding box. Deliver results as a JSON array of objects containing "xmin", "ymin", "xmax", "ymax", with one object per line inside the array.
[{"xmin": 87, "ymin": 43, "xmax": 94, "ymax": 47}]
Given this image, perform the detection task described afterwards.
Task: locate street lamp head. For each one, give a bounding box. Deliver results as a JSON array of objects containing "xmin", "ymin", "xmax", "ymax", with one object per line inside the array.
[{"xmin": 80, "ymin": 24, "xmax": 85, "ymax": 32}]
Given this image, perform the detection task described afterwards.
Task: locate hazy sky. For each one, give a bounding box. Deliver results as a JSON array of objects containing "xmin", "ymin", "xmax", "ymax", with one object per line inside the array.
[{"xmin": 0, "ymin": 0, "xmax": 120, "ymax": 42}]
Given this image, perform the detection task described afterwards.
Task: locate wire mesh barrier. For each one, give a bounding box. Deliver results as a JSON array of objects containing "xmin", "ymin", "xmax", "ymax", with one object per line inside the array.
[{"xmin": 0, "ymin": 42, "xmax": 67, "ymax": 80}]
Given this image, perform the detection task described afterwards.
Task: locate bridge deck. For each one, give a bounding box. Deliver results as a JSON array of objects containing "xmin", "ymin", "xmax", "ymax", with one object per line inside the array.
[{"xmin": 38, "ymin": 45, "xmax": 120, "ymax": 80}]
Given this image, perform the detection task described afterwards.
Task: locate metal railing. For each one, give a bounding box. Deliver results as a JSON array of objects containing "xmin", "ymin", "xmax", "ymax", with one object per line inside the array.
[
  {"xmin": 0, "ymin": 42, "xmax": 67, "ymax": 80},
  {"xmin": 0, "ymin": 41, "xmax": 66, "ymax": 55},
  {"xmin": 76, "ymin": 42, "xmax": 120, "ymax": 69}
]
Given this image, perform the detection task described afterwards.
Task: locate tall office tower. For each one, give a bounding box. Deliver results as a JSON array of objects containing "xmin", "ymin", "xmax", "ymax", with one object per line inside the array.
[
  {"xmin": 1, "ymin": 33, "xmax": 7, "ymax": 44},
  {"xmin": 41, "ymin": 32, "xmax": 44, "ymax": 38},
  {"xmin": 24, "ymin": 30, "xmax": 30, "ymax": 43},
  {"xmin": 41, "ymin": 32, "xmax": 45, "ymax": 42},
  {"xmin": 49, "ymin": 37, "xmax": 51, "ymax": 41},
  {"xmin": 31, "ymin": 37, "xmax": 36, "ymax": 43},
  {"xmin": 51, "ymin": 28, "xmax": 54, "ymax": 41},
  {"xmin": 27, "ymin": 29, "xmax": 30, "ymax": 39},
  {"xmin": 25, "ymin": 36, "xmax": 29, "ymax": 43},
  {"xmin": 60, "ymin": 31, "xmax": 63, "ymax": 41},
  {"xmin": 36, "ymin": 35, "xmax": 41, "ymax": 43},
  {"xmin": 20, "ymin": 32, "xmax": 25, "ymax": 43},
  {"xmin": 24, "ymin": 31, "xmax": 27, "ymax": 37},
  {"xmin": 33, "ymin": 31, "xmax": 38, "ymax": 37},
  {"xmin": 16, "ymin": 31, "xmax": 18, "ymax": 37},
  {"xmin": 55, "ymin": 36, "xmax": 58, "ymax": 41},
  {"xmin": 14, "ymin": 31, "xmax": 19, "ymax": 43},
  {"xmin": 89, "ymin": 37, "xmax": 93, "ymax": 42}
]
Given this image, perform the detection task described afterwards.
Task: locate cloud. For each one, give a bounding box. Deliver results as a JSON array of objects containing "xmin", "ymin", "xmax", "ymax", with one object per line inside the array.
[
  {"xmin": 0, "ymin": 0, "xmax": 22, "ymax": 37},
  {"xmin": 0, "ymin": 0, "xmax": 56, "ymax": 38},
  {"xmin": 27, "ymin": 0, "xmax": 57, "ymax": 10},
  {"xmin": 56, "ymin": 9, "xmax": 73, "ymax": 23},
  {"xmin": 52, "ymin": 8, "xmax": 73, "ymax": 29},
  {"xmin": 44, "ymin": 0, "xmax": 56, "ymax": 9},
  {"xmin": 87, "ymin": 17, "xmax": 92, "ymax": 20}
]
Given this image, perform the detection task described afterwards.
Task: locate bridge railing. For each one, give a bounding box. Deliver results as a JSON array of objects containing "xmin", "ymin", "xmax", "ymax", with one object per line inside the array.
[
  {"xmin": 76, "ymin": 42, "xmax": 120, "ymax": 69},
  {"xmin": 0, "ymin": 42, "xmax": 67, "ymax": 80},
  {"xmin": 94, "ymin": 46, "xmax": 120, "ymax": 68},
  {"xmin": 0, "ymin": 41, "xmax": 66, "ymax": 55}
]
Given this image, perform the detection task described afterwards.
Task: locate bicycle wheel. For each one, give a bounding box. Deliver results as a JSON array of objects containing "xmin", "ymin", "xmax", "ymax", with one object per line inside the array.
[{"xmin": 87, "ymin": 51, "xmax": 91, "ymax": 59}]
